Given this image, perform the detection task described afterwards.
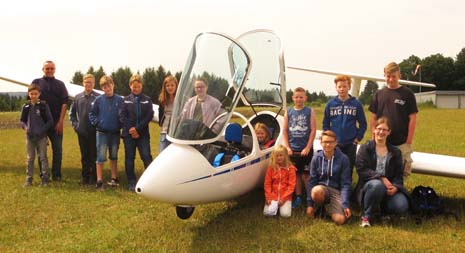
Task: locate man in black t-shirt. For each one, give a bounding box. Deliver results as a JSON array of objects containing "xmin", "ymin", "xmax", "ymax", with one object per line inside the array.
[{"xmin": 369, "ymin": 62, "xmax": 418, "ymax": 180}]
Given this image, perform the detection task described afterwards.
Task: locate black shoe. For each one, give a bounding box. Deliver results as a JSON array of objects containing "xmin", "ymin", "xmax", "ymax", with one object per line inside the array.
[
  {"xmin": 107, "ymin": 178, "xmax": 120, "ymax": 186},
  {"xmin": 53, "ymin": 176, "xmax": 62, "ymax": 182},
  {"xmin": 96, "ymin": 180, "xmax": 104, "ymax": 191}
]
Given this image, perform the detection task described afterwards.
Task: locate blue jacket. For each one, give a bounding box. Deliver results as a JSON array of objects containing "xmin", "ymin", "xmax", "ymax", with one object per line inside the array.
[
  {"xmin": 307, "ymin": 148, "xmax": 352, "ymax": 208},
  {"xmin": 119, "ymin": 93, "xmax": 154, "ymax": 138},
  {"xmin": 20, "ymin": 100, "xmax": 53, "ymax": 139},
  {"xmin": 323, "ymin": 96, "xmax": 367, "ymax": 145},
  {"xmin": 89, "ymin": 94, "xmax": 123, "ymax": 133},
  {"xmin": 69, "ymin": 91, "xmax": 99, "ymax": 136}
]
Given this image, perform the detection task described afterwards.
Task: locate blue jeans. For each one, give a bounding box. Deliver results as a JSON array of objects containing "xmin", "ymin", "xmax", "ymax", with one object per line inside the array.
[
  {"xmin": 96, "ymin": 132, "xmax": 120, "ymax": 163},
  {"xmin": 48, "ymin": 130, "xmax": 63, "ymax": 179},
  {"xmin": 362, "ymin": 179, "xmax": 409, "ymax": 218},
  {"xmin": 123, "ymin": 136, "xmax": 152, "ymax": 184},
  {"xmin": 159, "ymin": 133, "xmax": 171, "ymax": 153}
]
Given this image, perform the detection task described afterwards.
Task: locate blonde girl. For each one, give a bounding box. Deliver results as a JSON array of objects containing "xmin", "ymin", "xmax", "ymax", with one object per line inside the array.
[{"xmin": 158, "ymin": 75, "xmax": 178, "ymax": 152}]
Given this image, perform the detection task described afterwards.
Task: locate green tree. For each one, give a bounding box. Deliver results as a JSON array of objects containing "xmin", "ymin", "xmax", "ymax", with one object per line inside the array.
[
  {"xmin": 421, "ymin": 54, "xmax": 455, "ymax": 90},
  {"xmin": 111, "ymin": 67, "xmax": 133, "ymax": 95},
  {"xmin": 142, "ymin": 67, "xmax": 159, "ymax": 103},
  {"xmin": 399, "ymin": 55, "xmax": 422, "ymax": 82},
  {"xmin": 359, "ymin": 80, "xmax": 379, "ymax": 105},
  {"xmin": 71, "ymin": 71, "xmax": 83, "ymax": 85},
  {"xmin": 452, "ymin": 47, "xmax": 465, "ymax": 90}
]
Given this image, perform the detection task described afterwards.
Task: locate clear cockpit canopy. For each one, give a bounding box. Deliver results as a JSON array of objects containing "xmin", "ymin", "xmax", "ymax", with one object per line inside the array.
[
  {"xmin": 168, "ymin": 33, "xmax": 251, "ymax": 143},
  {"xmin": 237, "ymin": 30, "xmax": 285, "ymax": 108}
]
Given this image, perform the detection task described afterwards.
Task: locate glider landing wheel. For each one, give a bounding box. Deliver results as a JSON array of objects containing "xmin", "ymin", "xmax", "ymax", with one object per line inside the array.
[{"xmin": 176, "ymin": 206, "xmax": 195, "ymax": 219}]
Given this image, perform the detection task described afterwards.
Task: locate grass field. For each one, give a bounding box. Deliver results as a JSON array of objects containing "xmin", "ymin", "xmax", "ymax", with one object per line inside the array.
[{"xmin": 1, "ymin": 107, "xmax": 465, "ymax": 252}]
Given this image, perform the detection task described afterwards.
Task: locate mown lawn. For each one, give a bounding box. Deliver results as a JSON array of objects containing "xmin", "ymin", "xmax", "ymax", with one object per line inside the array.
[{"xmin": 1, "ymin": 107, "xmax": 465, "ymax": 252}]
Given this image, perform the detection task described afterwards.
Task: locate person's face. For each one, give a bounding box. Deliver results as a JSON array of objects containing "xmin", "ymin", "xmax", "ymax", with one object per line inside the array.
[
  {"xmin": 256, "ymin": 128, "xmax": 267, "ymax": 143},
  {"xmin": 165, "ymin": 81, "xmax": 177, "ymax": 96},
  {"xmin": 28, "ymin": 90, "xmax": 40, "ymax": 102},
  {"xmin": 374, "ymin": 123, "xmax": 391, "ymax": 142},
  {"xmin": 384, "ymin": 71, "xmax": 401, "ymax": 88},
  {"xmin": 101, "ymin": 84, "xmax": 114, "ymax": 97},
  {"xmin": 42, "ymin": 62, "xmax": 56, "ymax": 78},
  {"xmin": 292, "ymin": 91, "xmax": 307, "ymax": 107},
  {"xmin": 130, "ymin": 81, "xmax": 143, "ymax": 95},
  {"xmin": 83, "ymin": 78, "xmax": 95, "ymax": 94},
  {"xmin": 321, "ymin": 135, "xmax": 337, "ymax": 153},
  {"xmin": 194, "ymin": 80, "xmax": 207, "ymax": 99},
  {"xmin": 275, "ymin": 152, "xmax": 285, "ymax": 165},
  {"xmin": 336, "ymin": 81, "xmax": 350, "ymax": 98}
]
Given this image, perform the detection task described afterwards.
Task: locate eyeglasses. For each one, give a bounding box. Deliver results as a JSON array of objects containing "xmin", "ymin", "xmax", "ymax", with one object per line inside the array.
[
  {"xmin": 375, "ymin": 128, "xmax": 390, "ymax": 132},
  {"xmin": 321, "ymin": 141, "xmax": 336, "ymax": 145}
]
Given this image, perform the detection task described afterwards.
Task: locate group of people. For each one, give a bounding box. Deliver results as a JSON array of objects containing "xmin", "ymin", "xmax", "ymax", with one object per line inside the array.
[
  {"xmin": 263, "ymin": 62, "xmax": 418, "ymax": 227},
  {"xmin": 20, "ymin": 60, "xmax": 179, "ymax": 191},
  {"xmin": 20, "ymin": 60, "xmax": 418, "ymax": 226}
]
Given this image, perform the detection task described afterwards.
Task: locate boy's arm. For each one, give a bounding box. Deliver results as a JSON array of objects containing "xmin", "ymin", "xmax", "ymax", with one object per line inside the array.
[
  {"xmin": 302, "ymin": 108, "xmax": 316, "ymax": 156},
  {"xmin": 69, "ymin": 101, "xmax": 78, "ymax": 129},
  {"xmin": 20, "ymin": 105, "xmax": 28, "ymax": 129},
  {"xmin": 282, "ymin": 111, "xmax": 292, "ymax": 155},
  {"xmin": 322, "ymin": 104, "xmax": 330, "ymax": 131},
  {"xmin": 406, "ymin": 113, "xmax": 416, "ymax": 144},
  {"xmin": 370, "ymin": 112, "xmax": 377, "ymax": 140},
  {"xmin": 356, "ymin": 102, "xmax": 368, "ymax": 143}
]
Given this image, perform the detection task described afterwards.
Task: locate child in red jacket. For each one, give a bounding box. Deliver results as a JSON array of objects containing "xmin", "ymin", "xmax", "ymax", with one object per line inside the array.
[{"xmin": 263, "ymin": 145, "xmax": 297, "ymax": 217}]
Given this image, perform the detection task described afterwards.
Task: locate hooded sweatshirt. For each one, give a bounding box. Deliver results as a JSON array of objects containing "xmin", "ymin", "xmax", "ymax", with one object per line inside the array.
[
  {"xmin": 323, "ymin": 96, "xmax": 367, "ymax": 145},
  {"xmin": 307, "ymin": 148, "xmax": 352, "ymax": 208}
]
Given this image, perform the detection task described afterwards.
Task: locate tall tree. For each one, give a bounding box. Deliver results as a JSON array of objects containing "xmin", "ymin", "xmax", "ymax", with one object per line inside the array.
[
  {"xmin": 452, "ymin": 47, "xmax": 465, "ymax": 90},
  {"xmin": 359, "ymin": 80, "xmax": 379, "ymax": 105},
  {"xmin": 142, "ymin": 67, "xmax": 159, "ymax": 103},
  {"xmin": 421, "ymin": 54, "xmax": 455, "ymax": 90},
  {"xmin": 71, "ymin": 71, "xmax": 83, "ymax": 85},
  {"xmin": 93, "ymin": 66, "xmax": 106, "ymax": 90},
  {"xmin": 111, "ymin": 67, "xmax": 133, "ymax": 95}
]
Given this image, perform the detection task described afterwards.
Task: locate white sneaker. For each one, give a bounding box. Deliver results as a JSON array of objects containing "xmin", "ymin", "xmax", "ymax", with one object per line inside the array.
[{"xmin": 360, "ymin": 216, "xmax": 371, "ymax": 227}]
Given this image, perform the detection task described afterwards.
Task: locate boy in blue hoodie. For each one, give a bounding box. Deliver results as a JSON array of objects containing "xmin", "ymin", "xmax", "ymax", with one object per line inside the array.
[
  {"xmin": 306, "ymin": 130, "xmax": 352, "ymax": 225},
  {"xmin": 89, "ymin": 76, "xmax": 123, "ymax": 190},
  {"xmin": 119, "ymin": 74, "xmax": 154, "ymax": 191},
  {"xmin": 20, "ymin": 85, "xmax": 53, "ymax": 186},
  {"xmin": 323, "ymin": 75, "xmax": 367, "ymax": 176}
]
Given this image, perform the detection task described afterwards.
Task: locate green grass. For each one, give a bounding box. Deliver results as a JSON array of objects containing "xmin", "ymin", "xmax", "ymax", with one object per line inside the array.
[{"xmin": 1, "ymin": 108, "xmax": 465, "ymax": 252}]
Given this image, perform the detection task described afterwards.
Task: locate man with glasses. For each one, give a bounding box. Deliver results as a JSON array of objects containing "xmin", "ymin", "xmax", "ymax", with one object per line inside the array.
[
  {"xmin": 306, "ymin": 130, "xmax": 352, "ymax": 225},
  {"xmin": 32, "ymin": 60, "xmax": 68, "ymax": 182}
]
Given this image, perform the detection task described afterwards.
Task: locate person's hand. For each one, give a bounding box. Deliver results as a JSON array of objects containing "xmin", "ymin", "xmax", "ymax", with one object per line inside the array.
[
  {"xmin": 129, "ymin": 127, "xmax": 139, "ymax": 139},
  {"xmin": 344, "ymin": 208, "xmax": 352, "ymax": 218},
  {"xmin": 301, "ymin": 146, "xmax": 310, "ymax": 156},
  {"xmin": 55, "ymin": 120, "xmax": 64, "ymax": 135},
  {"xmin": 306, "ymin": 206, "xmax": 315, "ymax": 218},
  {"xmin": 266, "ymin": 200, "xmax": 271, "ymax": 205},
  {"xmin": 278, "ymin": 199, "xmax": 285, "ymax": 206},
  {"xmin": 386, "ymin": 185, "xmax": 398, "ymax": 196},
  {"xmin": 286, "ymin": 146, "xmax": 293, "ymax": 156}
]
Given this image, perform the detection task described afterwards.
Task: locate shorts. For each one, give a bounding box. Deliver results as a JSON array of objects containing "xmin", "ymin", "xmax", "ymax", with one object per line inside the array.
[
  {"xmin": 396, "ymin": 143, "xmax": 413, "ymax": 177},
  {"xmin": 317, "ymin": 185, "xmax": 345, "ymax": 216},
  {"xmin": 96, "ymin": 131, "xmax": 120, "ymax": 163},
  {"xmin": 290, "ymin": 148, "xmax": 313, "ymax": 174}
]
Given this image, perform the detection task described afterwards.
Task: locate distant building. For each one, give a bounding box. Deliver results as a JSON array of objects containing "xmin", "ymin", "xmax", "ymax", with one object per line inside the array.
[{"xmin": 415, "ymin": 91, "xmax": 465, "ymax": 109}]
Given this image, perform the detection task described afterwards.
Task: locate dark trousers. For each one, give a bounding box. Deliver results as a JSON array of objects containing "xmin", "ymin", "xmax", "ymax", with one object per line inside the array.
[
  {"xmin": 38, "ymin": 130, "xmax": 63, "ymax": 180},
  {"xmin": 78, "ymin": 133, "xmax": 97, "ymax": 183},
  {"xmin": 123, "ymin": 136, "xmax": 153, "ymax": 184},
  {"xmin": 337, "ymin": 143, "xmax": 356, "ymax": 179}
]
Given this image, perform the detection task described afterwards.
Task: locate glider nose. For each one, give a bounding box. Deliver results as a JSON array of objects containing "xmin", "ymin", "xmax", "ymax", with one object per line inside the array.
[{"xmin": 135, "ymin": 143, "xmax": 212, "ymax": 204}]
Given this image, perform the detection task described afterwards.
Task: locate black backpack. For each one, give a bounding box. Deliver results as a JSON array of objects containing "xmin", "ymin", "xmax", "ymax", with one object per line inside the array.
[{"xmin": 411, "ymin": 185, "xmax": 444, "ymax": 216}]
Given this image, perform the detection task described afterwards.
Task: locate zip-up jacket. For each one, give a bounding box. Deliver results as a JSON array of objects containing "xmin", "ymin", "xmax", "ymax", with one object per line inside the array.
[
  {"xmin": 354, "ymin": 140, "xmax": 410, "ymax": 205},
  {"xmin": 89, "ymin": 94, "xmax": 123, "ymax": 133},
  {"xmin": 31, "ymin": 76, "xmax": 68, "ymax": 126},
  {"xmin": 20, "ymin": 100, "xmax": 53, "ymax": 139},
  {"xmin": 119, "ymin": 93, "xmax": 154, "ymax": 138},
  {"xmin": 264, "ymin": 165, "xmax": 296, "ymax": 202},
  {"xmin": 307, "ymin": 148, "xmax": 352, "ymax": 208},
  {"xmin": 69, "ymin": 91, "xmax": 99, "ymax": 136},
  {"xmin": 323, "ymin": 96, "xmax": 367, "ymax": 145}
]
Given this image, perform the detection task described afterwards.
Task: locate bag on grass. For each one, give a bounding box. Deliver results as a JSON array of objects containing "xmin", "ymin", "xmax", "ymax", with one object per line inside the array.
[{"xmin": 411, "ymin": 185, "xmax": 444, "ymax": 216}]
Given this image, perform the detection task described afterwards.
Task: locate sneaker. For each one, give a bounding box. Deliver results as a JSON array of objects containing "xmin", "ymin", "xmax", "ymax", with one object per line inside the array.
[
  {"xmin": 24, "ymin": 180, "xmax": 32, "ymax": 187},
  {"xmin": 360, "ymin": 216, "xmax": 371, "ymax": 227},
  {"xmin": 107, "ymin": 178, "xmax": 120, "ymax": 186},
  {"xmin": 53, "ymin": 176, "xmax": 62, "ymax": 182},
  {"xmin": 128, "ymin": 183, "xmax": 136, "ymax": 192},
  {"xmin": 292, "ymin": 196, "xmax": 302, "ymax": 209},
  {"xmin": 40, "ymin": 178, "xmax": 50, "ymax": 187},
  {"xmin": 96, "ymin": 180, "xmax": 104, "ymax": 191}
]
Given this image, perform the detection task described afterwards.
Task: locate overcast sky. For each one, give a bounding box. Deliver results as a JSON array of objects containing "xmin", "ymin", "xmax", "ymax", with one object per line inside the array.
[{"xmin": 1, "ymin": 0, "xmax": 464, "ymax": 94}]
